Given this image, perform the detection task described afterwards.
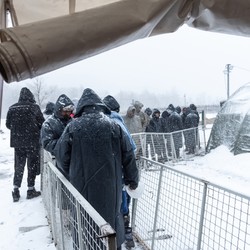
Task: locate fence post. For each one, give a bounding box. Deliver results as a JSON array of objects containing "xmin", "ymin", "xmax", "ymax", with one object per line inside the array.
[
  {"xmin": 151, "ymin": 165, "xmax": 164, "ymax": 250},
  {"xmin": 140, "ymin": 133, "xmax": 146, "ymax": 157},
  {"xmin": 197, "ymin": 181, "xmax": 208, "ymax": 250},
  {"xmin": 170, "ymin": 134, "xmax": 176, "ymax": 161},
  {"xmin": 47, "ymin": 166, "xmax": 57, "ymax": 245},
  {"xmin": 57, "ymin": 180, "xmax": 66, "ymax": 250},
  {"xmin": 76, "ymin": 202, "xmax": 84, "ymax": 250}
]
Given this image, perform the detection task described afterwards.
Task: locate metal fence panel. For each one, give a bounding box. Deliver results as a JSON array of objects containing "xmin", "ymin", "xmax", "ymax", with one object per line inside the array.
[
  {"xmin": 132, "ymin": 127, "xmax": 207, "ymax": 164},
  {"xmin": 202, "ymin": 186, "xmax": 250, "ymax": 250},
  {"xmin": 133, "ymin": 158, "xmax": 250, "ymax": 250},
  {"xmin": 41, "ymin": 129, "xmax": 250, "ymax": 250},
  {"xmin": 42, "ymin": 151, "xmax": 117, "ymax": 250}
]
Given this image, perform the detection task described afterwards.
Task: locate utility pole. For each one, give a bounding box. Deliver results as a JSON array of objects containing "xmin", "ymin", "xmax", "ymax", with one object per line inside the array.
[{"xmin": 225, "ymin": 64, "xmax": 233, "ymax": 99}]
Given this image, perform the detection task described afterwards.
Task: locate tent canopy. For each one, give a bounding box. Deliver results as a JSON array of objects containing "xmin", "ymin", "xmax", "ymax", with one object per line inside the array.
[
  {"xmin": 0, "ymin": 0, "xmax": 250, "ymax": 83},
  {"xmin": 207, "ymin": 82, "xmax": 250, "ymax": 155}
]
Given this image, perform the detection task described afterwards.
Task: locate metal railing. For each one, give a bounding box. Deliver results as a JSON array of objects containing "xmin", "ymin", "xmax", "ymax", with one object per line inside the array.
[
  {"xmin": 41, "ymin": 151, "xmax": 117, "ymax": 250},
  {"xmin": 131, "ymin": 157, "xmax": 250, "ymax": 250},
  {"xmin": 131, "ymin": 126, "xmax": 207, "ymax": 163},
  {"xmin": 41, "ymin": 126, "xmax": 250, "ymax": 250}
]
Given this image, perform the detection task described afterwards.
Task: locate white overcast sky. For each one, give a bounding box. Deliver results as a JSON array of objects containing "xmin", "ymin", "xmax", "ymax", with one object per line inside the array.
[{"xmin": 41, "ymin": 24, "xmax": 250, "ymax": 104}]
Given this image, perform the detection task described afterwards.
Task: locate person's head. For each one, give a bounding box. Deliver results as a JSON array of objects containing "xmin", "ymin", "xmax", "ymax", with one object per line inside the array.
[
  {"xmin": 161, "ymin": 110, "xmax": 170, "ymax": 119},
  {"xmin": 152, "ymin": 108, "xmax": 160, "ymax": 118},
  {"xmin": 61, "ymin": 104, "xmax": 74, "ymax": 120},
  {"xmin": 74, "ymin": 88, "xmax": 111, "ymax": 117},
  {"xmin": 133, "ymin": 101, "xmax": 144, "ymax": 112},
  {"xmin": 18, "ymin": 87, "xmax": 36, "ymax": 103},
  {"xmin": 189, "ymin": 103, "xmax": 197, "ymax": 111},
  {"xmin": 182, "ymin": 107, "xmax": 187, "ymax": 114},
  {"xmin": 175, "ymin": 106, "xmax": 181, "ymax": 114},
  {"xmin": 44, "ymin": 102, "xmax": 55, "ymax": 115},
  {"xmin": 167, "ymin": 104, "xmax": 175, "ymax": 111},
  {"xmin": 103, "ymin": 95, "xmax": 120, "ymax": 113},
  {"xmin": 126, "ymin": 106, "xmax": 136, "ymax": 118},
  {"xmin": 54, "ymin": 94, "xmax": 74, "ymax": 120},
  {"xmin": 166, "ymin": 104, "xmax": 175, "ymax": 114},
  {"xmin": 144, "ymin": 107, "xmax": 152, "ymax": 116}
]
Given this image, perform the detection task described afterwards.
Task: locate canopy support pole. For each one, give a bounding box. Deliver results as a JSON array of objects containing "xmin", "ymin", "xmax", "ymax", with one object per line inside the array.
[{"xmin": 0, "ymin": 0, "xmax": 7, "ymax": 132}]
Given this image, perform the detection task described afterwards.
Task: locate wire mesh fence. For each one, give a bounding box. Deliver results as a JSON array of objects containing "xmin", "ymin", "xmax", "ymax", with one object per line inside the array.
[
  {"xmin": 131, "ymin": 127, "xmax": 207, "ymax": 164},
  {"xmin": 132, "ymin": 158, "xmax": 250, "ymax": 250},
  {"xmin": 41, "ymin": 151, "xmax": 117, "ymax": 250}
]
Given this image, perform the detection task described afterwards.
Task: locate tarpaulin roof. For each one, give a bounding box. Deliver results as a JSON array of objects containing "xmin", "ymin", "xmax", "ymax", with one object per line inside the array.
[{"xmin": 0, "ymin": 0, "xmax": 250, "ymax": 83}]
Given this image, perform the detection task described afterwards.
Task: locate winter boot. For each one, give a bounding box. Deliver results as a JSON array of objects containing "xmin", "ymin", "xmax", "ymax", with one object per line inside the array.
[
  {"xmin": 12, "ymin": 188, "xmax": 20, "ymax": 202},
  {"xmin": 26, "ymin": 188, "xmax": 41, "ymax": 199},
  {"xmin": 123, "ymin": 215, "xmax": 130, "ymax": 228},
  {"xmin": 125, "ymin": 227, "xmax": 135, "ymax": 248}
]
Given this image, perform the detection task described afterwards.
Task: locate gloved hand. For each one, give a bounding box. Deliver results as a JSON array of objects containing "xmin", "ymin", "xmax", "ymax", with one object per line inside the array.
[{"xmin": 129, "ymin": 183, "xmax": 138, "ymax": 190}]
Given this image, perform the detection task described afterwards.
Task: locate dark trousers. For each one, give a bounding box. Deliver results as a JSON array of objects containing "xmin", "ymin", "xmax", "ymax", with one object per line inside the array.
[{"xmin": 14, "ymin": 147, "xmax": 40, "ymax": 188}]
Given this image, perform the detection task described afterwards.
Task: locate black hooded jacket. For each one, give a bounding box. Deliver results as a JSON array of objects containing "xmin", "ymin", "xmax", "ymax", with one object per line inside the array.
[
  {"xmin": 146, "ymin": 109, "xmax": 164, "ymax": 133},
  {"xmin": 6, "ymin": 87, "xmax": 44, "ymax": 148},
  {"xmin": 44, "ymin": 102, "xmax": 55, "ymax": 116},
  {"xmin": 103, "ymin": 95, "xmax": 120, "ymax": 112},
  {"xmin": 55, "ymin": 88, "xmax": 138, "ymax": 247},
  {"xmin": 40, "ymin": 94, "xmax": 74, "ymax": 155}
]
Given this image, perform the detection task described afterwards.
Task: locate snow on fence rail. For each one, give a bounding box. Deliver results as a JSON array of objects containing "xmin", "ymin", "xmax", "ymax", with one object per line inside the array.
[
  {"xmin": 132, "ymin": 157, "xmax": 250, "ymax": 250},
  {"xmin": 41, "ymin": 151, "xmax": 117, "ymax": 250}
]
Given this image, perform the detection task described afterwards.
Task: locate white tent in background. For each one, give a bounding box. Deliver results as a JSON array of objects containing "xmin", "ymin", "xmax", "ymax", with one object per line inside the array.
[{"xmin": 207, "ymin": 82, "xmax": 250, "ymax": 155}]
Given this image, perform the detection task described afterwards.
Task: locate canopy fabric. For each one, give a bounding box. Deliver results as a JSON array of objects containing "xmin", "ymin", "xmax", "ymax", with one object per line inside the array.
[{"xmin": 0, "ymin": 0, "xmax": 250, "ymax": 83}]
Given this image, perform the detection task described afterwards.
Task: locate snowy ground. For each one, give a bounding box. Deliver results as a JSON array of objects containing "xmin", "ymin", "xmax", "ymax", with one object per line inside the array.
[
  {"xmin": 1, "ymin": 120, "xmax": 250, "ymax": 250},
  {"xmin": 0, "ymin": 125, "xmax": 55, "ymax": 250},
  {"xmin": 175, "ymin": 145, "xmax": 250, "ymax": 197}
]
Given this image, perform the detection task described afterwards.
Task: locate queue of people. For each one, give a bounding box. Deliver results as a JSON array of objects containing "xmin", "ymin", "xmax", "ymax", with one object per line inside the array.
[
  {"xmin": 6, "ymin": 88, "xmax": 199, "ymax": 249},
  {"xmin": 6, "ymin": 87, "xmax": 139, "ymax": 250},
  {"xmin": 122, "ymin": 100, "xmax": 200, "ymax": 160},
  {"xmin": 142, "ymin": 102, "xmax": 200, "ymax": 159}
]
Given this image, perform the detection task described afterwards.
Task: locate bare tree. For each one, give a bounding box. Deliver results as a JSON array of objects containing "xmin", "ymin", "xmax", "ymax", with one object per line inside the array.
[{"xmin": 28, "ymin": 77, "xmax": 52, "ymax": 108}]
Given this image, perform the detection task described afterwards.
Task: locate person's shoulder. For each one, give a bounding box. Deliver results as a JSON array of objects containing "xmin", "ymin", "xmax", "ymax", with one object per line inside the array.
[
  {"xmin": 31, "ymin": 103, "xmax": 42, "ymax": 110},
  {"xmin": 8, "ymin": 102, "xmax": 19, "ymax": 109},
  {"xmin": 111, "ymin": 111, "xmax": 124, "ymax": 121}
]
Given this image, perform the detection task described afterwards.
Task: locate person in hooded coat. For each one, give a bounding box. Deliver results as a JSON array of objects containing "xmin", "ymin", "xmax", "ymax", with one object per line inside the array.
[
  {"xmin": 55, "ymin": 88, "xmax": 139, "ymax": 249},
  {"xmin": 123, "ymin": 105, "xmax": 143, "ymax": 159},
  {"xmin": 40, "ymin": 94, "xmax": 74, "ymax": 159},
  {"xmin": 184, "ymin": 107, "xmax": 199, "ymax": 154},
  {"xmin": 43, "ymin": 101, "xmax": 55, "ymax": 119},
  {"xmin": 144, "ymin": 107, "xmax": 152, "ymax": 128},
  {"xmin": 103, "ymin": 95, "xmax": 136, "ymax": 152},
  {"xmin": 146, "ymin": 109, "xmax": 167, "ymax": 162},
  {"xmin": 103, "ymin": 94, "xmax": 137, "ymax": 248},
  {"xmin": 6, "ymin": 87, "xmax": 45, "ymax": 202},
  {"xmin": 167, "ymin": 104, "xmax": 183, "ymax": 159},
  {"xmin": 123, "ymin": 106, "xmax": 143, "ymax": 135},
  {"xmin": 133, "ymin": 100, "xmax": 147, "ymax": 131},
  {"xmin": 189, "ymin": 103, "xmax": 200, "ymax": 149}
]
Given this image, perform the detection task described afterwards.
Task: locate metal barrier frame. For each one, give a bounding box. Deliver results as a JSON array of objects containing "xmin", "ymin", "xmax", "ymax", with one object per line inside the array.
[
  {"xmin": 40, "ymin": 126, "xmax": 250, "ymax": 250},
  {"xmin": 132, "ymin": 157, "xmax": 250, "ymax": 250},
  {"xmin": 131, "ymin": 126, "xmax": 207, "ymax": 164},
  {"xmin": 41, "ymin": 151, "xmax": 117, "ymax": 250}
]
